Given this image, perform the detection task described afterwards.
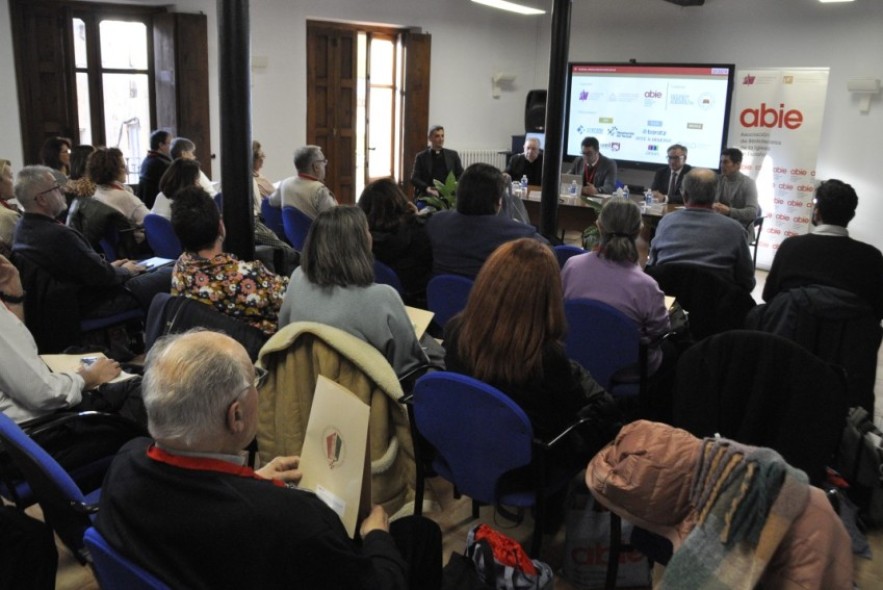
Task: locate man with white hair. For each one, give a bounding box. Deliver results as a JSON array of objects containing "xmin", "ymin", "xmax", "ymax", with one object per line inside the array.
[
  {"xmin": 95, "ymin": 330, "xmax": 441, "ymax": 589},
  {"xmin": 269, "ymin": 145, "xmax": 337, "ymax": 219}
]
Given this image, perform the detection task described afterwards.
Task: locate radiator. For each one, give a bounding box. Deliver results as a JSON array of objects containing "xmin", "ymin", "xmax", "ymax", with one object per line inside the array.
[{"xmin": 458, "ymin": 149, "xmax": 508, "ymax": 170}]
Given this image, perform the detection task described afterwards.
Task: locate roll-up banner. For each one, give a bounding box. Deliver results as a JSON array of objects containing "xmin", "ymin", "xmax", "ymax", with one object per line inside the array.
[{"xmin": 728, "ymin": 68, "xmax": 829, "ymax": 270}]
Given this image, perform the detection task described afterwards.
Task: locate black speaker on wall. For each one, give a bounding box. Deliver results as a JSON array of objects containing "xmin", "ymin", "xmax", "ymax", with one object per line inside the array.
[{"xmin": 524, "ymin": 90, "xmax": 547, "ymax": 132}]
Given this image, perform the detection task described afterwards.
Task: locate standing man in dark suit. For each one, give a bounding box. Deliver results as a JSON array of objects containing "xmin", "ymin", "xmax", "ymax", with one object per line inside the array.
[
  {"xmin": 137, "ymin": 130, "xmax": 172, "ymax": 209},
  {"xmin": 410, "ymin": 125, "xmax": 464, "ymax": 198},
  {"xmin": 567, "ymin": 136, "xmax": 617, "ymax": 196},
  {"xmin": 651, "ymin": 144, "xmax": 692, "ymax": 204}
]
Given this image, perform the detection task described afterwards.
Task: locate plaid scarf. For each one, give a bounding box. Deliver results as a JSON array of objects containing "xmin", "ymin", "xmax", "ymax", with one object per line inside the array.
[{"xmin": 660, "ymin": 438, "xmax": 810, "ymax": 589}]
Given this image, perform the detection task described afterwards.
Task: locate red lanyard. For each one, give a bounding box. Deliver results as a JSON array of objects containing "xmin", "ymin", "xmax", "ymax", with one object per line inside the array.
[
  {"xmin": 147, "ymin": 445, "xmax": 284, "ymax": 488},
  {"xmin": 584, "ymin": 164, "xmax": 597, "ymax": 186}
]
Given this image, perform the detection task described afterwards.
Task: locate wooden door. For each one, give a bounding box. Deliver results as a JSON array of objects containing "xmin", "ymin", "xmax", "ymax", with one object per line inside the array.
[
  {"xmin": 401, "ymin": 31, "xmax": 431, "ymax": 197},
  {"xmin": 306, "ymin": 23, "xmax": 357, "ymax": 205},
  {"xmin": 10, "ymin": 1, "xmax": 77, "ymax": 164}
]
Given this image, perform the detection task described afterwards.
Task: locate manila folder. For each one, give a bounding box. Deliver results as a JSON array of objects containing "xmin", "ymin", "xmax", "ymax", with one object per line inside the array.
[{"xmin": 298, "ymin": 375, "xmax": 371, "ymax": 538}]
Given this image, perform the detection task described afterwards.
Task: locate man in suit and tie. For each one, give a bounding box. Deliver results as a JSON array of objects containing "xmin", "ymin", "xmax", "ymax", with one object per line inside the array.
[
  {"xmin": 410, "ymin": 125, "xmax": 464, "ymax": 198},
  {"xmin": 651, "ymin": 144, "xmax": 692, "ymax": 204}
]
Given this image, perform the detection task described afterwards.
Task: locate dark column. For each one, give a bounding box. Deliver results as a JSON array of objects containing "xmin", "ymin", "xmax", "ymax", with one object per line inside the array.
[
  {"xmin": 217, "ymin": 0, "xmax": 254, "ymax": 260},
  {"xmin": 539, "ymin": 0, "xmax": 572, "ymax": 240}
]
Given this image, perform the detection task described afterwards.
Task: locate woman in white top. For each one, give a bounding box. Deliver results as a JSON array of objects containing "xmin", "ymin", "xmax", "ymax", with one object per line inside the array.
[
  {"xmin": 87, "ymin": 147, "xmax": 149, "ymax": 232},
  {"xmin": 151, "ymin": 159, "xmax": 202, "ymax": 219}
]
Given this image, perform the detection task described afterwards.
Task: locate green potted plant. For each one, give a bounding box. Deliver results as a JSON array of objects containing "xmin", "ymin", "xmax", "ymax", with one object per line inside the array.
[{"xmin": 419, "ymin": 171, "xmax": 457, "ymax": 211}]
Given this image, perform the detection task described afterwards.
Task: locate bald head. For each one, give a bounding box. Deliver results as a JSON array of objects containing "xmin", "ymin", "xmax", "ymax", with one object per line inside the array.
[
  {"xmin": 682, "ymin": 168, "xmax": 718, "ymax": 206},
  {"xmin": 144, "ymin": 330, "xmax": 254, "ymax": 449}
]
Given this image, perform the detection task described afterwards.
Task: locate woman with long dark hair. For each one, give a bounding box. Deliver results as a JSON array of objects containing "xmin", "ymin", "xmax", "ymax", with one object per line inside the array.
[
  {"xmin": 358, "ymin": 178, "xmax": 432, "ymax": 307},
  {"xmin": 445, "ymin": 238, "xmax": 619, "ymax": 469}
]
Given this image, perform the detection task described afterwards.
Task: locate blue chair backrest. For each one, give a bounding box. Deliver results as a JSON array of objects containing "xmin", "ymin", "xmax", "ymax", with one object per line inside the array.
[
  {"xmin": 143, "ymin": 214, "xmax": 183, "ymax": 259},
  {"xmin": 261, "ymin": 199, "xmax": 286, "ymax": 242},
  {"xmin": 412, "ymin": 372, "xmax": 533, "ymax": 504},
  {"xmin": 554, "ymin": 244, "xmax": 585, "ymax": 269},
  {"xmin": 373, "ymin": 260, "xmax": 403, "ymax": 294},
  {"xmin": 213, "ymin": 192, "xmax": 223, "ymax": 211},
  {"xmin": 426, "ymin": 274, "xmax": 474, "ymax": 328},
  {"xmin": 563, "ymin": 298, "xmax": 640, "ymax": 391},
  {"xmin": 84, "ymin": 527, "xmax": 170, "ymax": 589},
  {"xmin": 0, "ymin": 413, "xmax": 94, "ymax": 561},
  {"xmin": 99, "ymin": 225, "xmax": 120, "ymax": 262},
  {"xmin": 281, "ymin": 206, "xmax": 313, "ymax": 251}
]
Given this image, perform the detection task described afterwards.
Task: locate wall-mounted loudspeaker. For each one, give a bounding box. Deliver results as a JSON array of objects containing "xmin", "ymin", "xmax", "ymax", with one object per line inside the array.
[{"xmin": 524, "ymin": 90, "xmax": 547, "ymax": 132}]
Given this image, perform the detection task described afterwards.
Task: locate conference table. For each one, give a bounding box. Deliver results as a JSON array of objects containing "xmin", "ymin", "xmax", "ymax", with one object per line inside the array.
[{"xmin": 519, "ymin": 187, "xmax": 678, "ymax": 240}]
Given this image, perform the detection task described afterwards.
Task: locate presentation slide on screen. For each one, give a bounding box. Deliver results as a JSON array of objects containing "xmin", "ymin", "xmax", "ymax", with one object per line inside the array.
[{"xmin": 567, "ymin": 65, "xmax": 732, "ymax": 169}]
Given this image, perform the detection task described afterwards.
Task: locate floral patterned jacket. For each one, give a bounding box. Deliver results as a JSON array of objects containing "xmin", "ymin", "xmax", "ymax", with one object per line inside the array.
[{"xmin": 171, "ymin": 251, "xmax": 289, "ymax": 335}]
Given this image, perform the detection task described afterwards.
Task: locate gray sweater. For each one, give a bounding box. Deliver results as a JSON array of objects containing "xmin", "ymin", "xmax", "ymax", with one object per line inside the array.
[{"xmin": 278, "ymin": 268, "xmax": 427, "ymax": 377}]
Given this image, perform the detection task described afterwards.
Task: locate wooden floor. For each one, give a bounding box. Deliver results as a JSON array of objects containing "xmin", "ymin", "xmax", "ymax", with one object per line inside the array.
[{"xmin": 44, "ymin": 267, "xmax": 883, "ymax": 588}]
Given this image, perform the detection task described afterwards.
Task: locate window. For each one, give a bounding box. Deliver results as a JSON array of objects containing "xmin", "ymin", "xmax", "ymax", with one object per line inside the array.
[{"xmin": 73, "ymin": 14, "xmax": 154, "ymax": 183}]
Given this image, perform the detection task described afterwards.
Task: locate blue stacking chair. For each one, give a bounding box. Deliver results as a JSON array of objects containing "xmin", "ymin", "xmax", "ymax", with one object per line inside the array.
[
  {"xmin": 373, "ymin": 260, "xmax": 403, "ymax": 295},
  {"xmin": 143, "ymin": 214, "xmax": 183, "ymax": 259},
  {"xmin": 84, "ymin": 527, "xmax": 170, "ymax": 589},
  {"xmin": 563, "ymin": 298, "xmax": 647, "ymax": 399},
  {"xmin": 553, "ymin": 244, "xmax": 585, "ymax": 269},
  {"xmin": 426, "ymin": 274, "xmax": 473, "ymax": 328},
  {"xmin": 408, "ymin": 372, "xmax": 589, "ymax": 556},
  {"xmin": 260, "ymin": 199, "xmax": 287, "ymax": 243},
  {"xmin": 281, "ymin": 206, "xmax": 313, "ymax": 251},
  {"xmin": 0, "ymin": 413, "xmax": 101, "ymax": 564}
]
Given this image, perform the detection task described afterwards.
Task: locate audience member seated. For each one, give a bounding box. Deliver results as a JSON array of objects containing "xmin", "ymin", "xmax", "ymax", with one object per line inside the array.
[
  {"xmin": 0, "ymin": 159, "xmax": 21, "ymax": 256},
  {"xmin": 650, "ymin": 143, "xmax": 692, "ymax": 204},
  {"xmin": 410, "ymin": 125, "xmax": 464, "ymax": 198},
  {"xmin": 95, "ymin": 330, "xmax": 442, "ymax": 590},
  {"xmin": 562, "ymin": 199, "xmax": 671, "ymax": 375},
  {"xmin": 505, "ymin": 136, "xmax": 543, "ymax": 186},
  {"xmin": 39, "ymin": 136, "xmax": 71, "ymax": 187},
  {"xmin": 648, "ymin": 168, "xmax": 755, "ymax": 292},
  {"xmin": 358, "ymin": 178, "xmax": 433, "ymax": 307},
  {"xmin": 12, "ymin": 166, "xmax": 166, "ymax": 320},
  {"xmin": 445, "ymin": 238, "xmax": 620, "ymax": 473},
  {"xmin": 150, "ymin": 158, "xmax": 202, "ymax": 219},
  {"xmin": 170, "ymin": 186, "xmax": 287, "ymax": 336},
  {"xmin": 137, "ymin": 130, "xmax": 172, "ymax": 209},
  {"xmin": 170, "ymin": 137, "xmax": 216, "ymax": 195},
  {"xmin": 426, "ymin": 163, "xmax": 548, "ymax": 278},
  {"xmin": 0, "ymin": 254, "xmax": 146, "ymax": 480},
  {"xmin": 64, "ymin": 145, "xmax": 96, "ymax": 210},
  {"xmin": 87, "ymin": 148, "xmax": 149, "ymax": 243},
  {"xmin": 763, "ymin": 178, "xmax": 883, "ymax": 319},
  {"xmin": 278, "ymin": 206, "xmax": 431, "ymax": 378},
  {"xmin": 250, "ymin": 140, "xmax": 298, "ymax": 274},
  {"xmin": 567, "ymin": 136, "xmax": 617, "ymax": 196},
  {"xmin": 714, "ymin": 147, "xmax": 759, "ymax": 236},
  {"xmin": 269, "ymin": 144, "xmax": 337, "ymax": 219}
]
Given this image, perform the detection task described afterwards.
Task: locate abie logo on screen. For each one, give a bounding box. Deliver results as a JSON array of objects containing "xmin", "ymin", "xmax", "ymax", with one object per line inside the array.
[{"xmin": 739, "ymin": 103, "xmax": 803, "ymax": 130}]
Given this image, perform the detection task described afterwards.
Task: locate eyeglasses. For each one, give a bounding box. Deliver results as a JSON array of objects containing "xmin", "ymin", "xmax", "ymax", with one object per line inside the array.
[
  {"xmin": 34, "ymin": 184, "xmax": 63, "ymax": 198},
  {"xmin": 667, "ymin": 155, "xmax": 685, "ymax": 161},
  {"xmin": 581, "ymin": 150, "xmax": 597, "ymax": 157}
]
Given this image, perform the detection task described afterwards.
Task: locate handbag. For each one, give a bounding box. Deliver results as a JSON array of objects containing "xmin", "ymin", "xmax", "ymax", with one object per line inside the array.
[
  {"xmin": 465, "ymin": 524, "xmax": 554, "ymax": 590},
  {"xmin": 834, "ymin": 406, "xmax": 883, "ymax": 525}
]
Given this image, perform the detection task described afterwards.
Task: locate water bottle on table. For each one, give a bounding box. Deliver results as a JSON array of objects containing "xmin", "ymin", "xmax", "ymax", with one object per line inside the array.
[
  {"xmin": 520, "ymin": 175, "xmax": 529, "ymax": 195},
  {"xmin": 569, "ymin": 180, "xmax": 578, "ymax": 197},
  {"xmin": 644, "ymin": 188, "xmax": 654, "ymax": 211}
]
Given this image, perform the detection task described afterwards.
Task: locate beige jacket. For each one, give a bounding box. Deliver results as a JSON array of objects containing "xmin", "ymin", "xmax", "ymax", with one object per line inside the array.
[
  {"xmin": 256, "ymin": 321, "xmax": 416, "ymax": 518},
  {"xmin": 587, "ymin": 420, "xmax": 853, "ymax": 590}
]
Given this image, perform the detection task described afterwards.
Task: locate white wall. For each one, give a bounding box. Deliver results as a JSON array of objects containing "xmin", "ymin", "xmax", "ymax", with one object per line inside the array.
[
  {"xmin": 556, "ymin": 0, "xmax": 883, "ymax": 249},
  {"xmin": 2, "ymin": 0, "xmax": 882, "ymax": 250}
]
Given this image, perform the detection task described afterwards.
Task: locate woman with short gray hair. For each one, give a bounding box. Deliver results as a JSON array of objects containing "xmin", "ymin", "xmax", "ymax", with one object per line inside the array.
[
  {"xmin": 561, "ymin": 198, "xmax": 671, "ymax": 376},
  {"xmin": 278, "ymin": 206, "xmax": 428, "ymax": 377}
]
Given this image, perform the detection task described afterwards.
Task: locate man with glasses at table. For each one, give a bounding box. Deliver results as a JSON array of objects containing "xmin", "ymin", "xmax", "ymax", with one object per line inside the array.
[
  {"xmin": 11, "ymin": 166, "xmax": 167, "ymax": 321},
  {"xmin": 270, "ymin": 144, "xmax": 338, "ymax": 220},
  {"xmin": 651, "ymin": 144, "xmax": 692, "ymax": 204},
  {"xmin": 567, "ymin": 136, "xmax": 617, "ymax": 196}
]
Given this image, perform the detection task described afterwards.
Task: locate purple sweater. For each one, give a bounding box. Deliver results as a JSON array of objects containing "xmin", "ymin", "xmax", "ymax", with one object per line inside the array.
[{"xmin": 561, "ymin": 252, "xmax": 670, "ymax": 373}]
